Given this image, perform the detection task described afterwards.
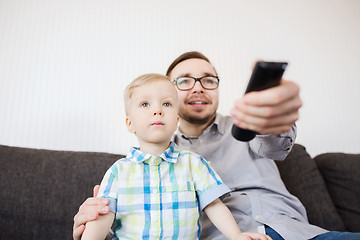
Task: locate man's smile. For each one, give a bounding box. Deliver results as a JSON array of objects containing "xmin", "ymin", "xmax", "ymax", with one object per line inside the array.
[
  {"xmin": 188, "ymin": 101, "xmax": 207, "ymax": 105},
  {"xmin": 187, "ymin": 97, "xmax": 210, "ymax": 105}
]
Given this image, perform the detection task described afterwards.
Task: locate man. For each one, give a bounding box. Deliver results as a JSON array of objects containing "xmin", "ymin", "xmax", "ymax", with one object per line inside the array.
[{"xmin": 73, "ymin": 52, "xmax": 359, "ymax": 239}]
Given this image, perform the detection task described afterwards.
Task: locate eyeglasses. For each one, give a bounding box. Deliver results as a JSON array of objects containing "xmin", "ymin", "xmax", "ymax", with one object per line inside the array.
[{"xmin": 173, "ymin": 76, "xmax": 220, "ymax": 91}]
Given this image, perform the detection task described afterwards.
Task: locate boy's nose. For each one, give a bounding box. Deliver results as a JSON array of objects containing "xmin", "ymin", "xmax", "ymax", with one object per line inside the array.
[{"xmin": 153, "ymin": 106, "xmax": 163, "ymax": 116}]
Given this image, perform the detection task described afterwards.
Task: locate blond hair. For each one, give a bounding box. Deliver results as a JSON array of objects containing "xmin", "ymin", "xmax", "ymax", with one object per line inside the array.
[{"xmin": 124, "ymin": 73, "xmax": 174, "ymax": 114}]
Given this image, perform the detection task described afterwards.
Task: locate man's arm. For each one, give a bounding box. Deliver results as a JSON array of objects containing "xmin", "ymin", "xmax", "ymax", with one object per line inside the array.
[
  {"xmin": 81, "ymin": 212, "xmax": 115, "ymax": 240},
  {"xmin": 230, "ymin": 79, "xmax": 301, "ymax": 160},
  {"xmin": 73, "ymin": 185, "xmax": 110, "ymax": 240},
  {"xmin": 249, "ymin": 124, "xmax": 296, "ymax": 160}
]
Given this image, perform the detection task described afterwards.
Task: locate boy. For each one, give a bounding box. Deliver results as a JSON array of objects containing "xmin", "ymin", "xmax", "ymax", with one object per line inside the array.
[{"xmin": 81, "ymin": 73, "xmax": 271, "ymax": 240}]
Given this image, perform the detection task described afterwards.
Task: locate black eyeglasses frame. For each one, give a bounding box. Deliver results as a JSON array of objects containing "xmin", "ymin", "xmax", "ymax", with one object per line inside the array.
[{"xmin": 172, "ymin": 76, "xmax": 220, "ymax": 91}]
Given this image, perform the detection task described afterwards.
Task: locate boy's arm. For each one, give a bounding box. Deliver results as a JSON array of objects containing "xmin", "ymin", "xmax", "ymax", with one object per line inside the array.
[
  {"xmin": 81, "ymin": 212, "xmax": 115, "ymax": 240},
  {"xmin": 204, "ymin": 198, "xmax": 241, "ymax": 239},
  {"xmin": 73, "ymin": 185, "xmax": 111, "ymax": 240},
  {"xmin": 204, "ymin": 198, "xmax": 272, "ymax": 240}
]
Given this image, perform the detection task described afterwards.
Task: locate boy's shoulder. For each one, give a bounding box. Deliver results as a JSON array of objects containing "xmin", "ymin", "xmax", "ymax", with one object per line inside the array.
[
  {"xmin": 171, "ymin": 142, "xmax": 206, "ymax": 160},
  {"xmin": 177, "ymin": 148, "xmax": 208, "ymax": 164},
  {"xmin": 178, "ymin": 149, "xmax": 200, "ymax": 157},
  {"xmin": 107, "ymin": 156, "xmax": 135, "ymax": 170}
]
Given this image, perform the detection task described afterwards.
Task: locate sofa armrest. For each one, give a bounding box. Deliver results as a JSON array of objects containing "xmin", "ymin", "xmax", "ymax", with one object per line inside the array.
[
  {"xmin": 314, "ymin": 152, "xmax": 360, "ymax": 232},
  {"xmin": 276, "ymin": 144, "xmax": 345, "ymax": 231}
]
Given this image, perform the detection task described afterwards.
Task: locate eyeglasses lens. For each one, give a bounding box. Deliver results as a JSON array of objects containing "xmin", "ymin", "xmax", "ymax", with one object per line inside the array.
[{"xmin": 175, "ymin": 77, "xmax": 218, "ymax": 90}]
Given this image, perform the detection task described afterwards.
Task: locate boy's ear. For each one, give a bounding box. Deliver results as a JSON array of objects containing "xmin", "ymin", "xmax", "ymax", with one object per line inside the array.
[{"xmin": 126, "ymin": 116, "xmax": 135, "ymax": 133}]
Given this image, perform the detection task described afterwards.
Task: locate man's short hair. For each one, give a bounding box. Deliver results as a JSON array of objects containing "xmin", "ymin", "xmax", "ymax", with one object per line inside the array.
[{"xmin": 166, "ymin": 51, "xmax": 217, "ymax": 77}]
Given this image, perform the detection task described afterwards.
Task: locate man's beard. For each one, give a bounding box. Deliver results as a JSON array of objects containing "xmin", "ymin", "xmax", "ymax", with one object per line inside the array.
[{"xmin": 179, "ymin": 110, "xmax": 216, "ymax": 125}]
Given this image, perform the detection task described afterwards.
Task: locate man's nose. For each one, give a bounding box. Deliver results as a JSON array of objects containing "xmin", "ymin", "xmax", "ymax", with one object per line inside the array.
[{"xmin": 192, "ymin": 80, "xmax": 204, "ymax": 93}]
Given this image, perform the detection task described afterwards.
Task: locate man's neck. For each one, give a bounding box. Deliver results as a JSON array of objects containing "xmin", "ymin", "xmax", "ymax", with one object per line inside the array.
[{"xmin": 178, "ymin": 115, "xmax": 216, "ymax": 137}]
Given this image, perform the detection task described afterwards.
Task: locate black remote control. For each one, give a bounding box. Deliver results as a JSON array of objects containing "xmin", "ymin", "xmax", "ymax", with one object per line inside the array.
[{"xmin": 231, "ymin": 61, "xmax": 288, "ymax": 141}]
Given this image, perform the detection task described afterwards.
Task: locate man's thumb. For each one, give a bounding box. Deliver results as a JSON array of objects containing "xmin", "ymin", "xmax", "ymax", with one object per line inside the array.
[{"xmin": 93, "ymin": 185, "xmax": 100, "ymax": 197}]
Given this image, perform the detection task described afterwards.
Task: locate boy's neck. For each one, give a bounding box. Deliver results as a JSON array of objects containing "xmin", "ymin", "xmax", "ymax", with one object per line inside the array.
[{"xmin": 139, "ymin": 141, "xmax": 171, "ymax": 156}]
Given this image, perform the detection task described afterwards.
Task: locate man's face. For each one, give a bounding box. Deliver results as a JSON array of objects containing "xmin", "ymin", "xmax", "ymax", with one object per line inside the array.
[{"xmin": 169, "ymin": 58, "xmax": 219, "ymax": 125}]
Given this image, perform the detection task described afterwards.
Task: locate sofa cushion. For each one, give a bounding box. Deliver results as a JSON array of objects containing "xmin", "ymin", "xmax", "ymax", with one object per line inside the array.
[
  {"xmin": 276, "ymin": 144, "xmax": 346, "ymax": 231},
  {"xmin": 0, "ymin": 144, "xmax": 123, "ymax": 240},
  {"xmin": 314, "ymin": 152, "xmax": 360, "ymax": 232}
]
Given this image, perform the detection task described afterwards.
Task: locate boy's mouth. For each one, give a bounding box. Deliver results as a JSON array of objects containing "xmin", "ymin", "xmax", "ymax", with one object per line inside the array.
[{"xmin": 151, "ymin": 121, "xmax": 164, "ymax": 126}]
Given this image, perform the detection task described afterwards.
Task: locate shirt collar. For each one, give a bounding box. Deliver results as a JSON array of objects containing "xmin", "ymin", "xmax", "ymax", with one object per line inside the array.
[
  {"xmin": 174, "ymin": 113, "xmax": 226, "ymax": 140},
  {"xmin": 126, "ymin": 141, "xmax": 180, "ymax": 165},
  {"xmin": 212, "ymin": 113, "xmax": 226, "ymax": 135}
]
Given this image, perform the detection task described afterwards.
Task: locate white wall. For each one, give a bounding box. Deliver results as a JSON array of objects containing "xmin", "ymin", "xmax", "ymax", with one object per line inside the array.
[{"xmin": 0, "ymin": 0, "xmax": 359, "ymax": 157}]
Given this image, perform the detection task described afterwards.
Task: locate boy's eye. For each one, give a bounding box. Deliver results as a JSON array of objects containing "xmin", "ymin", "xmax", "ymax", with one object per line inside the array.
[
  {"xmin": 163, "ymin": 102, "xmax": 171, "ymax": 107},
  {"xmin": 141, "ymin": 102, "xmax": 149, "ymax": 107}
]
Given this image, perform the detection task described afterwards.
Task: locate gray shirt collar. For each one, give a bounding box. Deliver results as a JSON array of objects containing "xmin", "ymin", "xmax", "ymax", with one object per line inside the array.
[{"xmin": 174, "ymin": 113, "xmax": 226, "ymax": 140}]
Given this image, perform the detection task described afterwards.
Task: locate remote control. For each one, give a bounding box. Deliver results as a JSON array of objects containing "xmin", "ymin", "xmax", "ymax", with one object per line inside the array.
[{"xmin": 231, "ymin": 61, "xmax": 288, "ymax": 141}]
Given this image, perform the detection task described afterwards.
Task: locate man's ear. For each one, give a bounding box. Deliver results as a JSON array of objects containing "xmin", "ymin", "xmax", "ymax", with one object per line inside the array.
[{"xmin": 126, "ymin": 116, "xmax": 135, "ymax": 133}]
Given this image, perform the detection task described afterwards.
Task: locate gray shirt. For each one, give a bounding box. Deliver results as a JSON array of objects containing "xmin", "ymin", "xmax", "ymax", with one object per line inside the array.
[{"xmin": 173, "ymin": 113, "xmax": 328, "ymax": 240}]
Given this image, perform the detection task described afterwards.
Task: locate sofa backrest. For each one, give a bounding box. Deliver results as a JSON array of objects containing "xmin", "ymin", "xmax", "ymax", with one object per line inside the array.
[
  {"xmin": 0, "ymin": 144, "xmax": 124, "ymax": 240},
  {"xmin": 1, "ymin": 143, "xmax": 359, "ymax": 239}
]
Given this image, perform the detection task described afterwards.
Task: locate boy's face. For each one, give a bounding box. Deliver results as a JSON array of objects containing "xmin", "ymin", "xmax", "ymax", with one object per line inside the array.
[
  {"xmin": 126, "ymin": 80, "xmax": 179, "ymax": 146},
  {"xmin": 169, "ymin": 58, "xmax": 219, "ymax": 126}
]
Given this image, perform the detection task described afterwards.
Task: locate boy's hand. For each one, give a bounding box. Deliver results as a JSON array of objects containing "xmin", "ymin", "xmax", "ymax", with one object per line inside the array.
[
  {"xmin": 73, "ymin": 185, "xmax": 110, "ymax": 240},
  {"xmin": 230, "ymin": 79, "xmax": 302, "ymax": 135},
  {"xmin": 234, "ymin": 232, "xmax": 272, "ymax": 240}
]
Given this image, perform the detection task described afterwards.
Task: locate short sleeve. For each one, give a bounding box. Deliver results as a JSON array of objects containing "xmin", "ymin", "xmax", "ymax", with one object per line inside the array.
[
  {"xmin": 190, "ymin": 154, "xmax": 230, "ymax": 211},
  {"xmin": 97, "ymin": 162, "xmax": 120, "ymax": 213}
]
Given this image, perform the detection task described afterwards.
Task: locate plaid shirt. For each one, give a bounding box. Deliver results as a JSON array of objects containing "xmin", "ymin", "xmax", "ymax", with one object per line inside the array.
[{"xmin": 97, "ymin": 141, "xmax": 230, "ymax": 240}]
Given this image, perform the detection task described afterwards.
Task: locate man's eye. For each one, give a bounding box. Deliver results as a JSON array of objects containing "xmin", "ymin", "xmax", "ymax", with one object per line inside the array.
[
  {"xmin": 177, "ymin": 78, "xmax": 191, "ymax": 85},
  {"xmin": 203, "ymin": 77, "xmax": 217, "ymax": 84},
  {"xmin": 204, "ymin": 79, "xmax": 215, "ymax": 84},
  {"xmin": 141, "ymin": 103, "xmax": 149, "ymax": 107},
  {"xmin": 163, "ymin": 102, "xmax": 171, "ymax": 107},
  {"xmin": 179, "ymin": 79, "xmax": 188, "ymax": 84}
]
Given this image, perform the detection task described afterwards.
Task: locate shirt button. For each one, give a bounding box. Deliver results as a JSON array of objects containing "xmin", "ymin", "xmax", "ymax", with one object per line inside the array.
[
  {"xmin": 199, "ymin": 139, "xmax": 203, "ymax": 144},
  {"xmin": 153, "ymin": 189, "xmax": 158, "ymax": 194},
  {"xmin": 212, "ymin": 131, "xmax": 216, "ymax": 135},
  {"xmin": 151, "ymin": 166, "xmax": 157, "ymax": 171},
  {"xmin": 255, "ymin": 215, "xmax": 261, "ymax": 221}
]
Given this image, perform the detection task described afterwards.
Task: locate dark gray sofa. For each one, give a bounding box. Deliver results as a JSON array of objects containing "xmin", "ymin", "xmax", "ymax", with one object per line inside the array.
[{"xmin": 0, "ymin": 143, "xmax": 359, "ymax": 239}]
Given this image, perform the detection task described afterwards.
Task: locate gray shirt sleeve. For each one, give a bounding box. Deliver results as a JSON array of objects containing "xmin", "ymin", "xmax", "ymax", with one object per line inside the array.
[{"xmin": 249, "ymin": 124, "xmax": 297, "ymax": 160}]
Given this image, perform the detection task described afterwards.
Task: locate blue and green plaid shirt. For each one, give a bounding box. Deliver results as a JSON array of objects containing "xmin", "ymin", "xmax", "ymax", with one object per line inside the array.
[{"xmin": 97, "ymin": 141, "xmax": 230, "ymax": 239}]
